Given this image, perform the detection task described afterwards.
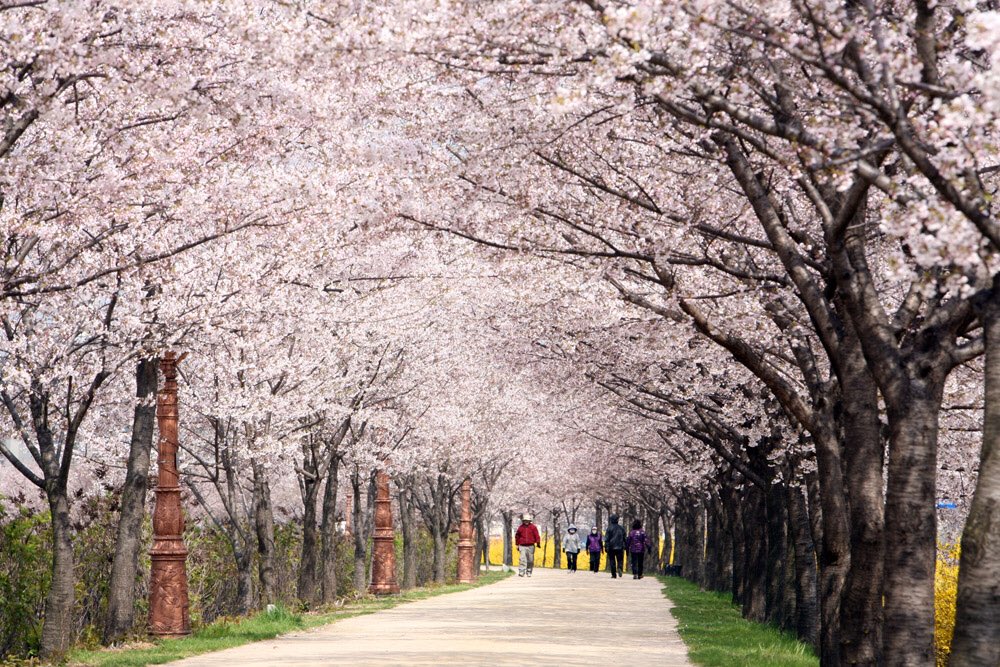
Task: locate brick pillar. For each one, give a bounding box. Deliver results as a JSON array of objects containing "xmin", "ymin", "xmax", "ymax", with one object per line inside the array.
[
  {"xmin": 149, "ymin": 352, "xmax": 191, "ymax": 638},
  {"xmin": 457, "ymin": 478, "xmax": 475, "ymax": 583},
  {"xmin": 369, "ymin": 471, "xmax": 400, "ymax": 595}
]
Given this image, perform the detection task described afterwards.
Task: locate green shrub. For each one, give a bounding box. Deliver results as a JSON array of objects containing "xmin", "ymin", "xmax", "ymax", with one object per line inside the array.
[
  {"xmin": 0, "ymin": 496, "xmax": 51, "ymax": 660},
  {"xmin": 73, "ymin": 494, "xmax": 121, "ymax": 639},
  {"xmin": 0, "ymin": 488, "xmax": 470, "ymax": 662}
]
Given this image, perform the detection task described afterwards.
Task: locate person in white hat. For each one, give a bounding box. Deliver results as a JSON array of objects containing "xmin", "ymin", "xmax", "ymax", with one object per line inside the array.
[{"xmin": 514, "ymin": 513, "xmax": 541, "ymax": 577}]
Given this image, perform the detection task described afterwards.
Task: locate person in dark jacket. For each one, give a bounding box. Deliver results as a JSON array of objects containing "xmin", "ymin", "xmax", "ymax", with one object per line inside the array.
[
  {"xmin": 604, "ymin": 514, "xmax": 626, "ymax": 579},
  {"xmin": 626, "ymin": 519, "xmax": 649, "ymax": 579},
  {"xmin": 584, "ymin": 526, "xmax": 603, "ymax": 573}
]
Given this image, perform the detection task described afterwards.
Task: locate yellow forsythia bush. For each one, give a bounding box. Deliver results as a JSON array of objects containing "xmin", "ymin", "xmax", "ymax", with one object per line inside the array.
[{"xmin": 935, "ymin": 542, "xmax": 960, "ymax": 667}]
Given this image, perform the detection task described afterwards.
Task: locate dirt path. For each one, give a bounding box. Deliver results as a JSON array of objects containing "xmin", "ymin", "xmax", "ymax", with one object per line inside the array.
[{"xmin": 167, "ymin": 567, "xmax": 692, "ymax": 666}]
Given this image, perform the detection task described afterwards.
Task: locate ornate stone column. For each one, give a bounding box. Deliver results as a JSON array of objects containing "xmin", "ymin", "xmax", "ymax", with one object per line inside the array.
[
  {"xmin": 368, "ymin": 471, "xmax": 400, "ymax": 595},
  {"xmin": 149, "ymin": 352, "xmax": 191, "ymax": 638},
  {"xmin": 457, "ymin": 478, "xmax": 475, "ymax": 583}
]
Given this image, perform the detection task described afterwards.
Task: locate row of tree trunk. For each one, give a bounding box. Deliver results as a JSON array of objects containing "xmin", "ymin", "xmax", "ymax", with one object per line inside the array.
[
  {"xmin": 96, "ymin": 363, "xmax": 480, "ymax": 655},
  {"xmin": 671, "ymin": 478, "xmax": 822, "ymax": 653}
]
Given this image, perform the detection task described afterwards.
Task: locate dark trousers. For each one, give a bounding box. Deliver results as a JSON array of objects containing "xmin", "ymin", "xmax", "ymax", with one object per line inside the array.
[
  {"xmin": 589, "ymin": 551, "xmax": 601, "ymax": 572},
  {"xmin": 630, "ymin": 552, "xmax": 645, "ymax": 577},
  {"xmin": 608, "ymin": 549, "xmax": 624, "ymax": 577},
  {"xmin": 567, "ymin": 551, "xmax": 579, "ymax": 571}
]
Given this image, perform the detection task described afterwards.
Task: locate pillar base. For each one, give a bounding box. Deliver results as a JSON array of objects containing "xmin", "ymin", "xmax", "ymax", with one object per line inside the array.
[
  {"xmin": 457, "ymin": 542, "xmax": 476, "ymax": 583},
  {"xmin": 369, "ymin": 582, "xmax": 401, "ymax": 595}
]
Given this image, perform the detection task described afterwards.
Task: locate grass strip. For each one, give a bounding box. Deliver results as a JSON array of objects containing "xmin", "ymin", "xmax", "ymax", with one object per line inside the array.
[
  {"xmin": 658, "ymin": 575, "xmax": 818, "ymax": 667},
  {"xmin": 67, "ymin": 571, "xmax": 512, "ymax": 667}
]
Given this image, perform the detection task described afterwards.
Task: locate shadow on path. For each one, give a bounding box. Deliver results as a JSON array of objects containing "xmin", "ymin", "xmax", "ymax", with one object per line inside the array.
[{"xmin": 167, "ymin": 568, "xmax": 692, "ymax": 666}]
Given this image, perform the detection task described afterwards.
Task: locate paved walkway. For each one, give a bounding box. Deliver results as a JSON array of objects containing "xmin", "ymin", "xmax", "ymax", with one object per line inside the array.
[{"xmin": 168, "ymin": 568, "xmax": 692, "ymax": 666}]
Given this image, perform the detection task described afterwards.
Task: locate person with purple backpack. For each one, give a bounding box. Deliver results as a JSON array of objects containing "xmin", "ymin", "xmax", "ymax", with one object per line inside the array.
[
  {"xmin": 584, "ymin": 526, "xmax": 603, "ymax": 573},
  {"xmin": 626, "ymin": 519, "xmax": 649, "ymax": 579}
]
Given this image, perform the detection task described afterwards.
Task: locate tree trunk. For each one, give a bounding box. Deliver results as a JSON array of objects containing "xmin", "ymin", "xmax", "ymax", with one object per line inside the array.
[
  {"xmin": 351, "ymin": 470, "xmax": 368, "ymax": 593},
  {"xmin": 501, "ymin": 510, "xmax": 513, "ymax": 568},
  {"xmin": 742, "ymin": 488, "xmax": 767, "ymax": 622},
  {"xmin": 252, "ymin": 458, "xmax": 276, "ymax": 607},
  {"xmin": 398, "ymin": 482, "xmax": 418, "ymax": 590},
  {"xmin": 950, "ymin": 283, "xmax": 1000, "ymax": 667},
  {"xmin": 788, "ymin": 484, "xmax": 819, "ymax": 651},
  {"xmin": 551, "ymin": 509, "xmax": 560, "ymax": 570},
  {"xmin": 839, "ymin": 327, "xmax": 886, "ymax": 666},
  {"xmin": 782, "ymin": 517, "xmax": 797, "ymax": 634},
  {"xmin": 708, "ymin": 489, "xmax": 733, "ymax": 591},
  {"xmin": 296, "ymin": 434, "xmax": 322, "ymax": 605},
  {"xmin": 704, "ymin": 495, "xmax": 721, "ymax": 590},
  {"xmin": 717, "ymin": 494, "xmax": 733, "ymax": 592},
  {"xmin": 726, "ymin": 488, "xmax": 744, "ymax": 605},
  {"xmin": 765, "ymin": 481, "xmax": 788, "ymax": 628},
  {"xmin": 103, "ymin": 357, "xmax": 157, "ymax": 644},
  {"xmin": 364, "ymin": 470, "xmax": 377, "ymax": 588},
  {"xmin": 595, "ymin": 501, "xmax": 604, "ymax": 534},
  {"xmin": 297, "ymin": 476, "xmax": 320, "ymax": 604},
  {"xmin": 432, "ymin": 522, "xmax": 447, "ymax": 583},
  {"xmin": 474, "ymin": 513, "xmax": 487, "ymax": 573},
  {"xmin": 882, "ymin": 392, "xmax": 942, "ymax": 667},
  {"xmin": 320, "ymin": 454, "xmax": 341, "ymax": 604},
  {"xmin": 235, "ymin": 548, "xmax": 253, "ymax": 615},
  {"xmin": 644, "ymin": 506, "xmax": 660, "ymax": 576},
  {"xmin": 806, "ymin": 474, "xmax": 824, "ymax": 560},
  {"xmin": 659, "ymin": 507, "xmax": 672, "ymax": 572},
  {"xmin": 833, "ymin": 217, "xmax": 946, "ymax": 666},
  {"xmin": 541, "ymin": 524, "xmax": 549, "ymax": 569},
  {"xmin": 675, "ymin": 502, "xmax": 690, "ymax": 576},
  {"xmin": 40, "ymin": 489, "xmax": 75, "ymax": 660},
  {"xmin": 811, "ymin": 425, "xmax": 851, "ymax": 667},
  {"xmin": 693, "ymin": 498, "xmax": 707, "ymax": 587}
]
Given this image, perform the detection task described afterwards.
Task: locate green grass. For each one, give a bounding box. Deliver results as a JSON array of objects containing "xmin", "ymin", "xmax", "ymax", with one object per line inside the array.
[
  {"xmin": 66, "ymin": 571, "xmax": 511, "ymax": 667},
  {"xmin": 659, "ymin": 576, "xmax": 819, "ymax": 667}
]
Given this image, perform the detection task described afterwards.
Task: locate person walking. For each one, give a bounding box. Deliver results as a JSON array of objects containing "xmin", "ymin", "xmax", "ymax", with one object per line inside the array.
[
  {"xmin": 562, "ymin": 524, "xmax": 582, "ymax": 573},
  {"xmin": 604, "ymin": 514, "xmax": 626, "ymax": 579},
  {"xmin": 585, "ymin": 526, "xmax": 603, "ymax": 573},
  {"xmin": 515, "ymin": 513, "xmax": 541, "ymax": 577},
  {"xmin": 626, "ymin": 519, "xmax": 649, "ymax": 579}
]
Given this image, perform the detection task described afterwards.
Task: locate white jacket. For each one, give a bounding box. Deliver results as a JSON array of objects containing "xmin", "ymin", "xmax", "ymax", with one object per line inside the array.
[{"xmin": 562, "ymin": 525, "xmax": 582, "ymax": 553}]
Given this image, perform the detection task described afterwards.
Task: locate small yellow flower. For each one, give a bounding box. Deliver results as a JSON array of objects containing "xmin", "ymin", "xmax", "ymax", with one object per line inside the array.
[{"xmin": 935, "ymin": 542, "xmax": 960, "ymax": 666}]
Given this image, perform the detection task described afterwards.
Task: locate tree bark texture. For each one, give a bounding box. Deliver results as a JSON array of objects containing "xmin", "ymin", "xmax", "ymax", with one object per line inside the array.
[
  {"xmin": 501, "ymin": 510, "xmax": 513, "ymax": 568},
  {"xmin": 351, "ymin": 470, "xmax": 368, "ymax": 593},
  {"xmin": 398, "ymin": 481, "xmax": 418, "ymax": 590},
  {"xmin": 838, "ymin": 323, "xmax": 885, "ymax": 666},
  {"xmin": 882, "ymin": 392, "xmax": 943, "ymax": 667},
  {"xmin": 252, "ymin": 458, "xmax": 277, "ymax": 606},
  {"xmin": 103, "ymin": 357, "xmax": 157, "ymax": 644},
  {"xmin": 296, "ymin": 439, "xmax": 321, "ymax": 605},
  {"xmin": 950, "ymin": 283, "xmax": 1000, "ymax": 667},
  {"xmin": 41, "ymin": 489, "xmax": 75, "ymax": 659},
  {"xmin": 765, "ymin": 481, "xmax": 788, "ymax": 628},
  {"xmin": 659, "ymin": 508, "xmax": 672, "ymax": 572},
  {"xmin": 320, "ymin": 453, "xmax": 341, "ymax": 603},
  {"xmin": 741, "ymin": 488, "xmax": 767, "ymax": 623},
  {"xmin": 551, "ymin": 509, "xmax": 561, "ymax": 569},
  {"xmin": 788, "ymin": 484, "xmax": 820, "ymax": 651}
]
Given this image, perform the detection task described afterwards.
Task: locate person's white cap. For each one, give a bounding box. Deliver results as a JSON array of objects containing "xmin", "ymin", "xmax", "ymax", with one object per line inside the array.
[{"xmin": 522, "ymin": 513, "xmax": 533, "ymax": 521}]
